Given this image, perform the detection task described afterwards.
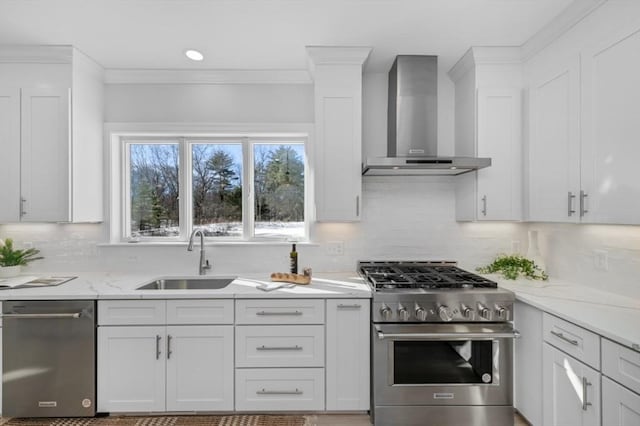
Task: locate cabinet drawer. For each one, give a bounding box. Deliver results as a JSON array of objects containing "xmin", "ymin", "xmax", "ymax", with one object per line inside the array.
[
  {"xmin": 235, "ymin": 299, "xmax": 324, "ymax": 325},
  {"xmin": 235, "ymin": 368, "xmax": 324, "ymax": 411},
  {"xmin": 543, "ymin": 313, "xmax": 600, "ymax": 369},
  {"xmin": 602, "ymin": 376, "xmax": 640, "ymax": 426},
  {"xmin": 166, "ymin": 299, "xmax": 233, "ymax": 325},
  {"xmin": 236, "ymin": 325, "xmax": 324, "ymax": 368},
  {"xmin": 98, "ymin": 300, "xmax": 166, "ymax": 325},
  {"xmin": 602, "ymin": 338, "xmax": 640, "ymax": 394}
]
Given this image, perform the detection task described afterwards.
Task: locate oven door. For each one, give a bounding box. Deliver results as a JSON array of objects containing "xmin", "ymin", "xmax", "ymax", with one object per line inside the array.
[{"xmin": 372, "ymin": 323, "xmax": 517, "ymax": 406}]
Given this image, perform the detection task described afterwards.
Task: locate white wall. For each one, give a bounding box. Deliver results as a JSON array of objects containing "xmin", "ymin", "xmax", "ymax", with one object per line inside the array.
[{"xmin": 104, "ymin": 83, "xmax": 314, "ymax": 123}]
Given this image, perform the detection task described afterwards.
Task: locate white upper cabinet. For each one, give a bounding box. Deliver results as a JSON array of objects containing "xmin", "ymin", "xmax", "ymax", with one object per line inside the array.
[
  {"xmin": 0, "ymin": 89, "xmax": 20, "ymax": 222},
  {"xmin": 527, "ymin": 55, "xmax": 581, "ymax": 223},
  {"xmin": 450, "ymin": 47, "xmax": 523, "ymax": 221},
  {"xmin": 525, "ymin": 2, "xmax": 640, "ymax": 225},
  {"xmin": 307, "ymin": 46, "xmax": 371, "ymax": 222},
  {"xmin": 580, "ymin": 25, "xmax": 640, "ymax": 225},
  {"xmin": 0, "ymin": 46, "xmax": 104, "ymax": 223}
]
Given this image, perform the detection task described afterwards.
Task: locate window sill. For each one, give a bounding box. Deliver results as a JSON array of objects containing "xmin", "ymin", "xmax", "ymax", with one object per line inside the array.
[{"xmin": 98, "ymin": 241, "xmax": 318, "ymax": 248}]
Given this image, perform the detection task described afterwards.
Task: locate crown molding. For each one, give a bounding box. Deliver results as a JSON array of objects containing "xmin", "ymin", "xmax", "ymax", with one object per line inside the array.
[
  {"xmin": 521, "ymin": 0, "xmax": 608, "ymax": 60},
  {"xmin": 104, "ymin": 69, "xmax": 312, "ymax": 85},
  {"xmin": 306, "ymin": 46, "xmax": 373, "ymax": 76},
  {"xmin": 448, "ymin": 46, "xmax": 522, "ymax": 82},
  {"xmin": 0, "ymin": 45, "xmax": 73, "ymax": 63}
]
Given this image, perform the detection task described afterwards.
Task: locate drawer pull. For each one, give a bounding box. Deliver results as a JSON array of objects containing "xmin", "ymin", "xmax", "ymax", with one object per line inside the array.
[
  {"xmin": 257, "ymin": 388, "xmax": 303, "ymax": 395},
  {"xmin": 256, "ymin": 310, "xmax": 303, "ymax": 316},
  {"xmin": 156, "ymin": 335, "xmax": 162, "ymax": 360},
  {"xmin": 582, "ymin": 377, "xmax": 592, "ymax": 411},
  {"xmin": 257, "ymin": 345, "xmax": 303, "ymax": 351},
  {"xmin": 337, "ymin": 304, "xmax": 362, "ymax": 309},
  {"xmin": 550, "ymin": 330, "xmax": 579, "ymax": 346}
]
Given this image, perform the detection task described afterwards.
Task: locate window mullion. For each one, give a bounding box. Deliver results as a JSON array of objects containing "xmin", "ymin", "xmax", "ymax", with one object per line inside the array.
[
  {"xmin": 122, "ymin": 141, "xmax": 132, "ymax": 241},
  {"xmin": 243, "ymin": 137, "xmax": 253, "ymax": 239},
  {"xmin": 180, "ymin": 138, "xmax": 192, "ymax": 241}
]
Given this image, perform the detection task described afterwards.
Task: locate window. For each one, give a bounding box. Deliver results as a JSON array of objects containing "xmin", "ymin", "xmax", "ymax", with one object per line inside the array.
[{"xmin": 121, "ymin": 135, "xmax": 308, "ymax": 242}]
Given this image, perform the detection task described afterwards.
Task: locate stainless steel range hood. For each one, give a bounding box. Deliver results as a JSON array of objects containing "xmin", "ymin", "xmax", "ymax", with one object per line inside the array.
[{"xmin": 362, "ymin": 55, "xmax": 491, "ymax": 176}]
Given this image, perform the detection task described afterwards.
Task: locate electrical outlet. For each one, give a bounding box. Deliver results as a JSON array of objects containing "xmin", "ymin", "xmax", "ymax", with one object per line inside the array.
[
  {"xmin": 511, "ymin": 240, "xmax": 521, "ymax": 254},
  {"xmin": 594, "ymin": 249, "xmax": 608, "ymax": 271},
  {"xmin": 326, "ymin": 241, "xmax": 345, "ymax": 256}
]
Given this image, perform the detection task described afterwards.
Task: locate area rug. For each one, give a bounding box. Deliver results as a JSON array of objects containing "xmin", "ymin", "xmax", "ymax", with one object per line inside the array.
[{"xmin": 0, "ymin": 415, "xmax": 310, "ymax": 426}]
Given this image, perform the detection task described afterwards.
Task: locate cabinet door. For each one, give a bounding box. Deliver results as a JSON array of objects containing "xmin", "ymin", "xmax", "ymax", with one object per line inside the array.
[
  {"xmin": 20, "ymin": 88, "xmax": 70, "ymax": 222},
  {"xmin": 528, "ymin": 57, "xmax": 581, "ymax": 223},
  {"xmin": 602, "ymin": 376, "xmax": 640, "ymax": 426},
  {"xmin": 476, "ymin": 88, "xmax": 523, "ymax": 221},
  {"xmin": 325, "ymin": 299, "xmax": 370, "ymax": 411},
  {"xmin": 97, "ymin": 326, "xmax": 166, "ymax": 413},
  {"xmin": 514, "ymin": 301, "xmax": 543, "ymax": 426},
  {"xmin": 165, "ymin": 325, "xmax": 234, "ymax": 411},
  {"xmin": 0, "ymin": 89, "xmax": 20, "ymax": 222},
  {"xmin": 581, "ymin": 25, "xmax": 640, "ymax": 224},
  {"xmin": 543, "ymin": 343, "xmax": 601, "ymax": 426}
]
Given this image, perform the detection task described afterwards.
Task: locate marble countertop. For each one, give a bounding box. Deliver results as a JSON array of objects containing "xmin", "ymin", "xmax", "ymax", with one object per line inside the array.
[
  {"xmin": 494, "ymin": 275, "xmax": 640, "ymax": 351},
  {"xmin": 0, "ymin": 272, "xmax": 372, "ymax": 300}
]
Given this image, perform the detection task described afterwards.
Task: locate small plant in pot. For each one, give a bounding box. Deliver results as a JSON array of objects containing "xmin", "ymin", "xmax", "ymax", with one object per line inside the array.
[{"xmin": 0, "ymin": 238, "xmax": 43, "ymax": 277}]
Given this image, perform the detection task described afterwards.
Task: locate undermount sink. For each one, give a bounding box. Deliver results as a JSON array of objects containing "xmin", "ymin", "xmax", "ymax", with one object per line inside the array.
[{"xmin": 136, "ymin": 277, "xmax": 236, "ymax": 290}]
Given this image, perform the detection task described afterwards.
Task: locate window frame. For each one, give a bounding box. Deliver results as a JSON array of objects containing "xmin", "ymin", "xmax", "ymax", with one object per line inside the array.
[{"xmin": 107, "ymin": 125, "xmax": 312, "ymax": 244}]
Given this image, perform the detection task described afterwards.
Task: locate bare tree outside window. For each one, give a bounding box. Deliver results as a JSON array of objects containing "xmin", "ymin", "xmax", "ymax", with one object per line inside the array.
[
  {"xmin": 254, "ymin": 144, "xmax": 305, "ymax": 238},
  {"xmin": 192, "ymin": 144, "xmax": 243, "ymax": 237},
  {"xmin": 129, "ymin": 143, "xmax": 180, "ymax": 237}
]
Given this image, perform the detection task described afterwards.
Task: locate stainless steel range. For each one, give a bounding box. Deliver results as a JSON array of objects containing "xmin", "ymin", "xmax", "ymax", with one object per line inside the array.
[{"xmin": 359, "ymin": 260, "xmax": 518, "ymax": 426}]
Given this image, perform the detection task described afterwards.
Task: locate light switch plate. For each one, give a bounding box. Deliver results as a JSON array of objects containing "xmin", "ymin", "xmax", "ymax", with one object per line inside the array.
[{"xmin": 326, "ymin": 241, "xmax": 345, "ymax": 256}]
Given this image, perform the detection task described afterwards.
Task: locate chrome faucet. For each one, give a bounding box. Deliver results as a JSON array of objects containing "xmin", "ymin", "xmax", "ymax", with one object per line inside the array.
[{"xmin": 187, "ymin": 228, "xmax": 211, "ymax": 275}]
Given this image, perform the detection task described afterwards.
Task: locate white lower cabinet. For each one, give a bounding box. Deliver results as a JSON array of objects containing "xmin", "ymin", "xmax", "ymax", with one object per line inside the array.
[
  {"xmin": 98, "ymin": 323, "xmax": 234, "ymax": 412},
  {"xmin": 514, "ymin": 301, "xmax": 543, "ymax": 426},
  {"xmin": 325, "ymin": 299, "xmax": 370, "ymax": 411},
  {"xmin": 602, "ymin": 376, "xmax": 640, "ymax": 426},
  {"xmin": 97, "ymin": 326, "xmax": 166, "ymax": 412},
  {"xmin": 165, "ymin": 326, "xmax": 234, "ymax": 411},
  {"xmin": 543, "ymin": 343, "xmax": 601, "ymax": 426},
  {"xmin": 235, "ymin": 368, "xmax": 324, "ymax": 411}
]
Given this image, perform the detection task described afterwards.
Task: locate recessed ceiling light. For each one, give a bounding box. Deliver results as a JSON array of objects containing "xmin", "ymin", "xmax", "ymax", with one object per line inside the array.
[{"xmin": 185, "ymin": 49, "xmax": 204, "ymax": 61}]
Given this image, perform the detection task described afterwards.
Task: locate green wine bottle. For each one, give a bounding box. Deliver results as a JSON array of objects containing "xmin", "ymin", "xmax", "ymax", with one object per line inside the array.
[{"xmin": 289, "ymin": 243, "xmax": 298, "ymax": 274}]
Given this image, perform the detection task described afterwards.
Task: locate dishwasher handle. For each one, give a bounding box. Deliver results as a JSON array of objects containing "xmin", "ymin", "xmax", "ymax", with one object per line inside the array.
[{"xmin": 2, "ymin": 312, "xmax": 82, "ymax": 319}]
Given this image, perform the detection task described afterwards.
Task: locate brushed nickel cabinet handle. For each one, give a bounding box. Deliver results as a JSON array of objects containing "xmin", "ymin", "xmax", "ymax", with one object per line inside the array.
[
  {"xmin": 568, "ymin": 192, "xmax": 576, "ymax": 216},
  {"xmin": 337, "ymin": 304, "xmax": 362, "ymax": 309},
  {"xmin": 550, "ymin": 330, "xmax": 579, "ymax": 346},
  {"xmin": 20, "ymin": 197, "xmax": 27, "ymax": 217},
  {"xmin": 156, "ymin": 335, "xmax": 162, "ymax": 360},
  {"xmin": 256, "ymin": 388, "xmax": 303, "ymax": 395},
  {"xmin": 580, "ymin": 190, "xmax": 589, "ymax": 217},
  {"xmin": 256, "ymin": 310, "xmax": 302, "ymax": 316},
  {"xmin": 582, "ymin": 377, "xmax": 592, "ymax": 411},
  {"xmin": 167, "ymin": 335, "xmax": 172, "ymax": 359},
  {"xmin": 481, "ymin": 195, "xmax": 487, "ymax": 216},
  {"xmin": 256, "ymin": 345, "xmax": 302, "ymax": 351}
]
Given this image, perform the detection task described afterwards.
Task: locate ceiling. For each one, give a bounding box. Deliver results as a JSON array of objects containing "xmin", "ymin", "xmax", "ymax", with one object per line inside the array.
[{"xmin": 0, "ymin": 0, "xmax": 574, "ymax": 72}]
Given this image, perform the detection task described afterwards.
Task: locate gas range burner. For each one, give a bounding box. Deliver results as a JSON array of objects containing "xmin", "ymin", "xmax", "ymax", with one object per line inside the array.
[{"xmin": 358, "ymin": 260, "xmax": 497, "ymax": 291}]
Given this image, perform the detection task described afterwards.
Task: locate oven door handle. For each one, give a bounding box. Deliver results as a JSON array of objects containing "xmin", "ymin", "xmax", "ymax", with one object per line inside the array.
[{"xmin": 376, "ymin": 329, "xmax": 521, "ymax": 340}]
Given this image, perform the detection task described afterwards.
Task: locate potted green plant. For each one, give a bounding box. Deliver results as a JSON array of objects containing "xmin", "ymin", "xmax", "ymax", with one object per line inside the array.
[
  {"xmin": 476, "ymin": 254, "xmax": 548, "ymax": 281},
  {"xmin": 0, "ymin": 238, "xmax": 43, "ymax": 278}
]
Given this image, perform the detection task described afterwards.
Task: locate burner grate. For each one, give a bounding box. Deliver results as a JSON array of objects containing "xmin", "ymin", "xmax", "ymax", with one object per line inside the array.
[{"xmin": 358, "ymin": 261, "xmax": 497, "ymax": 290}]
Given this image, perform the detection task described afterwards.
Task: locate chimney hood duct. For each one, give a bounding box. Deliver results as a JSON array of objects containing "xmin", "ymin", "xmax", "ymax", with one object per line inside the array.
[{"xmin": 362, "ymin": 55, "xmax": 491, "ymax": 176}]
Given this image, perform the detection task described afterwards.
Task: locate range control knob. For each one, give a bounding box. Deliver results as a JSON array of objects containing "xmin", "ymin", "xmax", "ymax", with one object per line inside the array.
[
  {"xmin": 415, "ymin": 306, "xmax": 428, "ymax": 321},
  {"xmin": 478, "ymin": 304, "xmax": 491, "ymax": 320},
  {"xmin": 496, "ymin": 306, "xmax": 508, "ymax": 320},
  {"xmin": 438, "ymin": 305, "xmax": 454, "ymax": 322},
  {"xmin": 398, "ymin": 306, "xmax": 410, "ymax": 321},
  {"xmin": 461, "ymin": 305, "xmax": 475, "ymax": 320},
  {"xmin": 380, "ymin": 305, "xmax": 393, "ymax": 321}
]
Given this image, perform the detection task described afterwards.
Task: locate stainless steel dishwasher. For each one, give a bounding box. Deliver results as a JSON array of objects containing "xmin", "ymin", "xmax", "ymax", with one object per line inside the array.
[{"xmin": 2, "ymin": 300, "xmax": 96, "ymax": 417}]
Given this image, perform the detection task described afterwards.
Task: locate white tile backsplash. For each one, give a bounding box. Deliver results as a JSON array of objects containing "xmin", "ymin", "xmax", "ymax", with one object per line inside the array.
[{"xmin": 3, "ymin": 180, "xmax": 638, "ymax": 300}]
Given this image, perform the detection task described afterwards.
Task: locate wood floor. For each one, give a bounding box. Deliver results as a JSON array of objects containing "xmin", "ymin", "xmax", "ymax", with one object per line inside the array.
[{"xmin": 309, "ymin": 412, "xmax": 529, "ymax": 425}]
